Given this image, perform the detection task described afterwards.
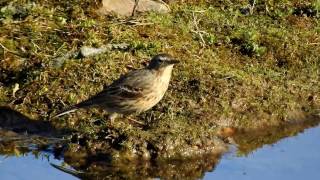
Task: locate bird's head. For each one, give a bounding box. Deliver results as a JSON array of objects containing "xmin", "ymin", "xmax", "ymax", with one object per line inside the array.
[{"xmin": 148, "ymin": 54, "xmax": 179, "ymax": 70}]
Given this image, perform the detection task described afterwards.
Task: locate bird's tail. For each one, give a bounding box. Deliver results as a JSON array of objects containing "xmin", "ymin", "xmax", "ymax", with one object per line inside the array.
[
  {"xmin": 52, "ymin": 106, "xmax": 78, "ymax": 118},
  {"xmin": 52, "ymin": 97, "xmax": 96, "ymax": 119}
]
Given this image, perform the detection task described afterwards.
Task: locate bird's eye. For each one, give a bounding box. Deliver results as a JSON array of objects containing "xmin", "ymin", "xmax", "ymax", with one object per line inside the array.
[{"xmin": 158, "ymin": 59, "xmax": 163, "ymax": 62}]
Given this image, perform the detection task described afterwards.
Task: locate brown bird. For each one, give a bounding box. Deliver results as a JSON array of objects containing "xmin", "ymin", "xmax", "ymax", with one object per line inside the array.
[{"xmin": 54, "ymin": 54, "xmax": 178, "ymax": 120}]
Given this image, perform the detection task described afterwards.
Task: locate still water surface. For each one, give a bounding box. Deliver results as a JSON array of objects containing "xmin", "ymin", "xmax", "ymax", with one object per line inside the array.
[
  {"xmin": 0, "ymin": 125, "xmax": 319, "ymax": 180},
  {"xmin": 205, "ymin": 125, "xmax": 320, "ymax": 180}
]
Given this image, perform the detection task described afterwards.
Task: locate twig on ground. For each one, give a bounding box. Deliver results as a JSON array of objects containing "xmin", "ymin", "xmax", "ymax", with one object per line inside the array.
[
  {"xmin": 191, "ymin": 11, "xmax": 207, "ymax": 47},
  {"xmin": 0, "ymin": 42, "xmax": 21, "ymax": 56}
]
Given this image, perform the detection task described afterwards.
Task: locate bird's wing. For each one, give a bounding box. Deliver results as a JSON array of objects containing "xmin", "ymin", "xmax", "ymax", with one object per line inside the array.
[
  {"xmin": 74, "ymin": 85, "xmax": 143, "ymax": 108},
  {"xmin": 105, "ymin": 85, "xmax": 143, "ymax": 98},
  {"xmin": 74, "ymin": 69, "xmax": 153, "ymax": 108}
]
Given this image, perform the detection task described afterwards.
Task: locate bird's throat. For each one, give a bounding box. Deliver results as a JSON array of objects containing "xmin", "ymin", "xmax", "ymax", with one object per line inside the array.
[{"xmin": 158, "ymin": 65, "xmax": 173, "ymax": 84}]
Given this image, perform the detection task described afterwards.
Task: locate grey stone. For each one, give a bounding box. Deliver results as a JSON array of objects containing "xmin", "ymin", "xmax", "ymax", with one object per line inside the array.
[
  {"xmin": 79, "ymin": 46, "xmax": 108, "ymax": 57},
  {"xmin": 52, "ymin": 43, "xmax": 130, "ymax": 68},
  {"xmin": 98, "ymin": 0, "xmax": 170, "ymax": 16}
]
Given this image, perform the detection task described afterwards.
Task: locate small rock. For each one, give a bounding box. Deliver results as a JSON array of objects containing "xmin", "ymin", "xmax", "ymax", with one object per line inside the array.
[
  {"xmin": 79, "ymin": 46, "xmax": 108, "ymax": 57},
  {"xmin": 51, "ymin": 50, "xmax": 78, "ymax": 68},
  {"xmin": 79, "ymin": 43, "xmax": 130, "ymax": 57},
  {"xmin": 136, "ymin": 0, "xmax": 170, "ymax": 14},
  {"xmin": 98, "ymin": 0, "xmax": 170, "ymax": 17},
  {"xmin": 52, "ymin": 43, "xmax": 130, "ymax": 68}
]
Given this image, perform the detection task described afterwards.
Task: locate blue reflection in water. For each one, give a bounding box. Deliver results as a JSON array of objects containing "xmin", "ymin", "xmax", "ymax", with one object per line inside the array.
[
  {"xmin": 205, "ymin": 125, "xmax": 320, "ymax": 180},
  {"xmin": 0, "ymin": 154, "xmax": 78, "ymax": 180}
]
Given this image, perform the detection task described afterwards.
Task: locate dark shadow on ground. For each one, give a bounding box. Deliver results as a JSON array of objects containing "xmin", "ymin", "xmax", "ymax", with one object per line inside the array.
[
  {"xmin": 0, "ymin": 106, "xmax": 68, "ymax": 158},
  {"xmin": 0, "ymin": 106, "xmax": 58, "ymax": 136}
]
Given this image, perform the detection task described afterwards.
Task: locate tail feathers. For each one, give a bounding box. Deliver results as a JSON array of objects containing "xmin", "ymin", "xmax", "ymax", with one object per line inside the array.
[{"xmin": 53, "ymin": 106, "xmax": 78, "ymax": 118}]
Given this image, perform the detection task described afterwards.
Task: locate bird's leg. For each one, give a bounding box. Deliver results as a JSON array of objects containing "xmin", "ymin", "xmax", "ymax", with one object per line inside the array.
[
  {"xmin": 107, "ymin": 113, "xmax": 118, "ymax": 124},
  {"xmin": 126, "ymin": 116, "xmax": 145, "ymax": 125}
]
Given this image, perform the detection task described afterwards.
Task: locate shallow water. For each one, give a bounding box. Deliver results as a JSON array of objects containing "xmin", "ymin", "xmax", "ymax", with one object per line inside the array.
[
  {"xmin": 0, "ymin": 153, "xmax": 77, "ymax": 180},
  {"xmin": 1, "ymin": 124, "xmax": 319, "ymax": 179},
  {"xmin": 204, "ymin": 125, "xmax": 320, "ymax": 180}
]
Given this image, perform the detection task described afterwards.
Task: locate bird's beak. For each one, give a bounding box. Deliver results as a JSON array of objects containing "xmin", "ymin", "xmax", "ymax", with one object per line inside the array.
[{"xmin": 168, "ymin": 59, "xmax": 179, "ymax": 64}]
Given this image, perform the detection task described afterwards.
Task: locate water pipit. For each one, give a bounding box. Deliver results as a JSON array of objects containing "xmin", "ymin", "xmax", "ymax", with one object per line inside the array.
[{"xmin": 54, "ymin": 54, "xmax": 178, "ymax": 121}]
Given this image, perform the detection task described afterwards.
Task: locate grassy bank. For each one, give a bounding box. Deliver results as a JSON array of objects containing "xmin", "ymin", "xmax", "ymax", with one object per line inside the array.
[{"xmin": 1, "ymin": 0, "xmax": 319, "ymax": 161}]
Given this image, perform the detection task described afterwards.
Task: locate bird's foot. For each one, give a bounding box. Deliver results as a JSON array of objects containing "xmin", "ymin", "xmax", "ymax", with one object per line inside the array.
[
  {"xmin": 107, "ymin": 113, "xmax": 118, "ymax": 124},
  {"xmin": 126, "ymin": 117, "xmax": 145, "ymax": 126}
]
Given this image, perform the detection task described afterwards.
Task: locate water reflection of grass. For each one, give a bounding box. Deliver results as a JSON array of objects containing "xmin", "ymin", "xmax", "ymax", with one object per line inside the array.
[{"xmin": 233, "ymin": 114, "xmax": 320, "ymax": 156}]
